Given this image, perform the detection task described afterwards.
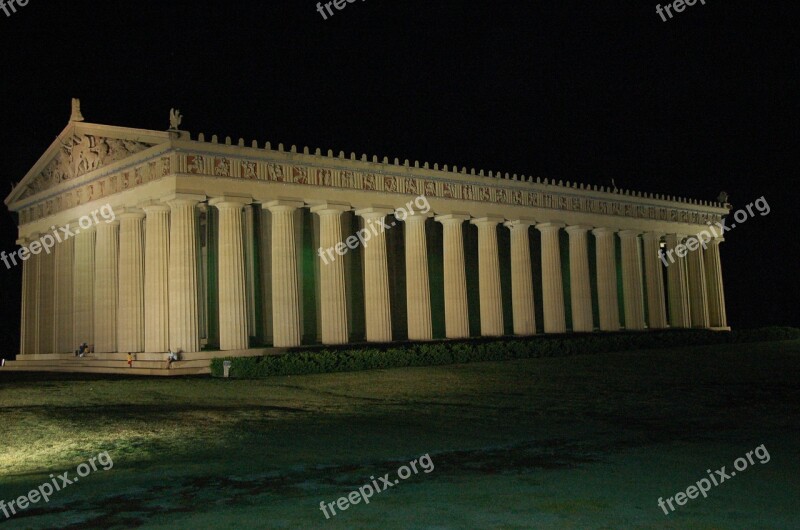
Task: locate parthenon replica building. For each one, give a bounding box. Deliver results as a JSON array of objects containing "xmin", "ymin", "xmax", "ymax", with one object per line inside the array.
[{"xmin": 3, "ymin": 102, "xmax": 729, "ymax": 374}]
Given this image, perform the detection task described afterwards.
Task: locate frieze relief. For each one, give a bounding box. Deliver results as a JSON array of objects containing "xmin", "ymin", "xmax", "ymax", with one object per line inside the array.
[
  {"xmin": 19, "ymin": 154, "xmax": 720, "ymax": 226},
  {"xmin": 21, "ymin": 156, "xmax": 170, "ymax": 224}
]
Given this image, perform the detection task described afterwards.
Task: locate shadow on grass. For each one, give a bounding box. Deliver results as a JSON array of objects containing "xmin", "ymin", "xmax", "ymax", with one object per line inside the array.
[{"xmin": 10, "ymin": 438, "xmax": 600, "ymax": 529}]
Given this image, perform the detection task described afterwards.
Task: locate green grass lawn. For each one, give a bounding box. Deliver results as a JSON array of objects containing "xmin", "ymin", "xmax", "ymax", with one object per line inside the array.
[{"xmin": 1, "ymin": 340, "xmax": 799, "ymax": 528}]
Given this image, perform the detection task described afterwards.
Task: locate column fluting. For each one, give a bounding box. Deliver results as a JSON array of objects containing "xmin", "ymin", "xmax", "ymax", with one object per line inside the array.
[
  {"xmin": 143, "ymin": 203, "xmax": 170, "ymax": 352},
  {"xmin": 505, "ymin": 221, "xmax": 536, "ymax": 335},
  {"xmin": 536, "ymin": 222, "xmax": 566, "ymax": 333},
  {"xmin": 472, "ymin": 217, "xmax": 504, "ymax": 337},
  {"xmin": 592, "ymin": 228, "xmax": 620, "ymax": 332},
  {"xmin": 619, "ymin": 230, "xmax": 646, "ymax": 330},
  {"xmin": 37, "ymin": 239, "xmax": 56, "ymax": 353},
  {"xmin": 72, "ymin": 227, "xmax": 95, "ymax": 349},
  {"xmin": 642, "ymin": 232, "xmax": 668, "ymax": 329},
  {"xmin": 356, "ymin": 208, "xmax": 394, "ymax": 342},
  {"xmin": 211, "ymin": 197, "xmax": 250, "ymax": 351},
  {"xmin": 665, "ymin": 234, "xmax": 691, "ymax": 328},
  {"xmin": 312, "ymin": 203, "xmax": 350, "ymax": 345},
  {"xmin": 118, "ymin": 209, "xmax": 145, "ymax": 352},
  {"xmin": 404, "ymin": 212, "xmax": 433, "ymax": 340},
  {"xmin": 54, "ymin": 234, "xmax": 74, "ymax": 352},
  {"xmin": 167, "ymin": 195, "xmax": 202, "ymax": 353},
  {"xmin": 94, "ymin": 220, "xmax": 119, "ymax": 352},
  {"xmin": 19, "ymin": 237, "xmax": 40, "ymax": 355},
  {"xmin": 704, "ymin": 238, "xmax": 728, "ymax": 328},
  {"xmin": 435, "ymin": 214, "xmax": 470, "ymax": 339},
  {"xmin": 687, "ymin": 242, "xmax": 710, "ymax": 328},
  {"xmin": 266, "ymin": 200, "xmax": 303, "ymax": 347},
  {"xmin": 566, "ymin": 225, "xmax": 593, "ymax": 332}
]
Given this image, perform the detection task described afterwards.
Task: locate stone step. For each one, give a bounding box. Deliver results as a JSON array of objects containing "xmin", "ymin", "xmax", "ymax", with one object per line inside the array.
[
  {"xmin": 15, "ymin": 348, "xmax": 284, "ymax": 362},
  {"xmin": 10, "ymin": 359, "xmax": 211, "ymax": 369},
  {"xmin": 0, "ymin": 363, "xmax": 209, "ymax": 376},
  {"xmin": 2, "ymin": 346, "xmax": 292, "ymax": 376}
]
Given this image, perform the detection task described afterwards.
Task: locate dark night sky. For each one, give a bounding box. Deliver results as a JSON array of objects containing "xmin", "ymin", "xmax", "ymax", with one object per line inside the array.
[{"xmin": 0, "ymin": 1, "xmax": 797, "ymax": 354}]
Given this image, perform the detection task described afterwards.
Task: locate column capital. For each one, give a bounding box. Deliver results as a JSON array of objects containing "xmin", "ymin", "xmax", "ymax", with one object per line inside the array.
[
  {"xmin": 117, "ymin": 207, "xmax": 145, "ymax": 220},
  {"xmin": 471, "ymin": 216, "xmax": 505, "ymax": 226},
  {"xmin": 504, "ymin": 219, "xmax": 536, "ymax": 230},
  {"xmin": 535, "ymin": 222, "xmax": 565, "ymax": 232},
  {"xmin": 74, "ymin": 224, "xmax": 97, "ymax": 234},
  {"xmin": 404, "ymin": 210, "xmax": 433, "ymax": 221},
  {"xmin": 139, "ymin": 200, "xmax": 170, "ymax": 213},
  {"xmin": 592, "ymin": 227, "xmax": 618, "ymax": 236},
  {"xmin": 263, "ymin": 199, "xmax": 304, "ymax": 212},
  {"xmin": 618, "ymin": 229, "xmax": 642, "ymax": 239},
  {"xmin": 310, "ymin": 202, "xmax": 350, "ymax": 215},
  {"xmin": 354, "ymin": 206, "xmax": 394, "ymax": 218},
  {"xmin": 708, "ymin": 237, "xmax": 725, "ymax": 245},
  {"xmin": 435, "ymin": 213, "xmax": 470, "ymax": 224},
  {"xmin": 565, "ymin": 224, "xmax": 593, "ymax": 234},
  {"xmin": 96, "ymin": 219, "xmax": 120, "ymax": 228},
  {"xmin": 16, "ymin": 234, "xmax": 37, "ymax": 245},
  {"xmin": 665, "ymin": 233, "xmax": 690, "ymax": 246},
  {"xmin": 642, "ymin": 231, "xmax": 664, "ymax": 242},
  {"xmin": 209, "ymin": 195, "xmax": 252, "ymax": 209},
  {"xmin": 162, "ymin": 192, "xmax": 206, "ymax": 205}
]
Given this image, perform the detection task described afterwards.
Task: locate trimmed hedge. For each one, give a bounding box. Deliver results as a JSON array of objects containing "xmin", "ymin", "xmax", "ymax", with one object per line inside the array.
[{"xmin": 210, "ymin": 327, "xmax": 800, "ymax": 379}]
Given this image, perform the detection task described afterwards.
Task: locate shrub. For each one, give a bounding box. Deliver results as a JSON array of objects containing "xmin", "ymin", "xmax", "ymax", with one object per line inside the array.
[{"xmin": 209, "ymin": 327, "xmax": 800, "ymax": 379}]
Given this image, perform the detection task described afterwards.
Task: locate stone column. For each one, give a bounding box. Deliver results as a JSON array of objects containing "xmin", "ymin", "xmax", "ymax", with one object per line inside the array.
[
  {"xmin": 143, "ymin": 202, "xmax": 170, "ymax": 352},
  {"xmin": 54, "ymin": 235, "xmax": 74, "ymax": 352},
  {"xmin": 619, "ymin": 230, "xmax": 646, "ymax": 330},
  {"xmin": 404, "ymin": 212, "xmax": 433, "ymax": 340},
  {"xmin": 73, "ymin": 226, "xmax": 95, "ymax": 349},
  {"xmin": 167, "ymin": 194, "xmax": 203, "ymax": 353},
  {"xmin": 258, "ymin": 210, "xmax": 273, "ymax": 344},
  {"xmin": 536, "ymin": 222, "xmax": 566, "ymax": 333},
  {"xmin": 210, "ymin": 196, "xmax": 250, "ymax": 351},
  {"xmin": 704, "ymin": 238, "xmax": 728, "ymax": 328},
  {"xmin": 435, "ymin": 214, "xmax": 470, "ymax": 339},
  {"xmin": 312, "ymin": 203, "xmax": 350, "ymax": 345},
  {"xmin": 94, "ymin": 220, "xmax": 119, "ymax": 352},
  {"xmin": 355, "ymin": 208, "xmax": 394, "ymax": 342},
  {"xmin": 665, "ymin": 234, "xmax": 691, "ymax": 328},
  {"xmin": 265, "ymin": 200, "xmax": 303, "ymax": 347},
  {"xmin": 36, "ymin": 240, "xmax": 56, "ymax": 354},
  {"xmin": 592, "ymin": 228, "xmax": 620, "ymax": 331},
  {"xmin": 504, "ymin": 221, "xmax": 536, "ymax": 335},
  {"xmin": 642, "ymin": 232, "xmax": 668, "ymax": 329},
  {"xmin": 197, "ymin": 203, "xmax": 208, "ymax": 342},
  {"xmin": 471, "ymin": 217, "xmax": 504, "ymax": 336},
  {"xmin": 117, "ymin": 209, "xmax": 145, "ymax": 352},
  {"xmin": 19, "ymin": 237, "xmax": 39, "ymax": 355},
  {"xmin": 687, "ymin": 243, "xmax": 710, "ymax": 328},
  {"xmin": 565, "ymin": 225, "xmax": 593, "ymax": 332},
  {"xmin": 243, "ymin": 205, "xmax": 257, "ymax": 340}
]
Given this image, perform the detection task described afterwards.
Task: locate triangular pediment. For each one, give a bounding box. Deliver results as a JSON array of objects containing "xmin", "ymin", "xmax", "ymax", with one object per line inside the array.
[{"xmin": 5, "ymin": 120, "xmax": 170, "ymax": 208}]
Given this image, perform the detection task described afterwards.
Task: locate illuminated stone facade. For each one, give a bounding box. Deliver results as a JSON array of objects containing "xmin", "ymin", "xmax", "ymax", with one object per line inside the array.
[{"xmin": 4, "ymin": 103, "xmax": 730, "ymax": 366}]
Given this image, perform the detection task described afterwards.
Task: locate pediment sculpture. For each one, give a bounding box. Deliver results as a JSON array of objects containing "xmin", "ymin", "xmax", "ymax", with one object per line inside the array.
[{"xmin": 24, "ymin": 135, "xmax": 153, "ymax": 197}]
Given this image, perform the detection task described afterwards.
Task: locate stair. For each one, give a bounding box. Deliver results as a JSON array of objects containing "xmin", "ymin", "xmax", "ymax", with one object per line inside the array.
[{"xmin": 1, "ymin": 348, "xmax": 284, "ymax": 376}]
